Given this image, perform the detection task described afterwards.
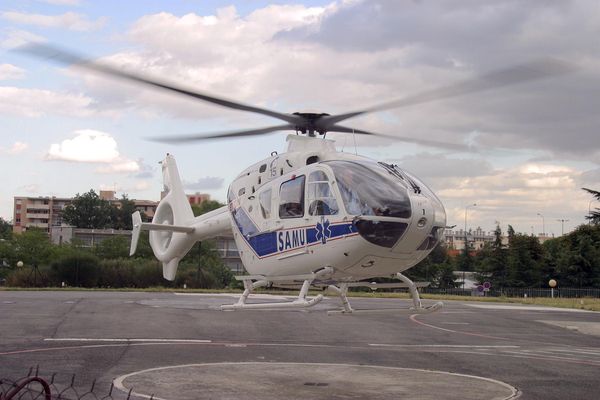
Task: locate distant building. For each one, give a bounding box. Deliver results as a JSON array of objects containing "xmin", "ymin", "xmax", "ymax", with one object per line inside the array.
[
  {"xmin": 13, "ymin": 196, "xmax": 71, "ymax": 234},
  {"xmin": 444, "ymin": 227, "xmax": 554, "ymax": 256},
  {"xmin": 51, "ymin": 226, "xmax": 131, "ymax": 247},
  {"xmin": 214, "ymin": 235, "xmax": 244, "ymax": 273},
  {"xmin": 444, "ymin": 227, "xmax": 499, "ymax": 252},
  {"xmin": 13, "ymin": 192, "xmax": 158, "ymax": 234},
  {"xmin": 187, "ymin": 193, "xmax": 211, "ymax": 206}
]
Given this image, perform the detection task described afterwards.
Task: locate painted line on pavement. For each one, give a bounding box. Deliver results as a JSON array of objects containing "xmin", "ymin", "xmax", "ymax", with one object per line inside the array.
[
  {"xmin": 409, "ymin": 314, "xmax": 509, "ymax": 341},
  {"xmin": 44, "ymin": 338, "xmax": 212, "ymax": 343}
]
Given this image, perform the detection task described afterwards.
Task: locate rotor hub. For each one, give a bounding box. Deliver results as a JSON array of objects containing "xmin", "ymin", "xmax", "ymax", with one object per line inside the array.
[{"xmin": 292, "ymin": 112, "xmax": 330, "ymax": 136}]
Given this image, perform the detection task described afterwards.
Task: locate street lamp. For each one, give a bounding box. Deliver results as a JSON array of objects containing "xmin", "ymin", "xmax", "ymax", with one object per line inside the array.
[
  {"xmin": 537, "ymin": 213, "xmax": 545, "ymax": 237},
  {"xmin": 463, "ymin": 203, "xmax": 477, "ymax": 289},
  {"xmin": 556, "ymin": 219, "xmax": 569, "ymax": 236}
]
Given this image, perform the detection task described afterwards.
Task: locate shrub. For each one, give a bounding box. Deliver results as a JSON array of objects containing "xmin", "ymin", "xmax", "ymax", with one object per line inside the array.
[{"xmin": 51, "ymin": 253, "xmax": 100, "ymax": 287}]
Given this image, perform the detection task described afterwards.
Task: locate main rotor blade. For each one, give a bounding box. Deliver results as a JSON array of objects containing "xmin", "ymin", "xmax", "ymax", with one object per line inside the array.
[
  {"xmin": 17, "ymin": 43, "xmax": 303, "ymax": 125},
  {"xmin": 149, "ymin": 124, "xmax": 296, "ymax": 143},
  {"xmin": 318, "ymin": 58, "xmax": 575, "ymax": 128},
  {"xmin": 328, "ymin": 124, "xmax": 476, "ymax": 151}
]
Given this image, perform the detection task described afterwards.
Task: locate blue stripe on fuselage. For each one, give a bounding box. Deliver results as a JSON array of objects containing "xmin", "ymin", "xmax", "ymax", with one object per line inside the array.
[{"xmin": 230, "ymin": 203, "xmax": 356, "ymax": 258}]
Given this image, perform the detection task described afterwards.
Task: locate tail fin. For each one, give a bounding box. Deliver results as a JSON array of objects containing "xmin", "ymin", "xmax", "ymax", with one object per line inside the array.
[
  {"xmin": 130, "ymin": 154, "xmax": 197, "ymax": 280},
  {"xmin": 129, "ymin": 211, "xmax": 143, "ymax": 256}
]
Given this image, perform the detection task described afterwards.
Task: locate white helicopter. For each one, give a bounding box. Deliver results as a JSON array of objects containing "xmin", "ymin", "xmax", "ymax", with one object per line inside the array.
[{"xmin": 20, "ymin": 44, "xmax": 572, "ymax": 314}]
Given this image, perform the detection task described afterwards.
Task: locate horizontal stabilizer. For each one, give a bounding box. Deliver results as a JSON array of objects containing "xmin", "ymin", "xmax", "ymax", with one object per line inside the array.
[
  {"xmin": 129, "ymin": 210, "xmax": 195, "ymax": 256},
  {"xmin": 139, "ymin": 222, "xmax": 195, "ymax": 233}
]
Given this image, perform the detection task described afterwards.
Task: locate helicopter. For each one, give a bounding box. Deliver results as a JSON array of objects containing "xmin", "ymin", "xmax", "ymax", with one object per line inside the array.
[{"xmin": 18, "ymin": 44, "xmax": 573, "ymax": 314}]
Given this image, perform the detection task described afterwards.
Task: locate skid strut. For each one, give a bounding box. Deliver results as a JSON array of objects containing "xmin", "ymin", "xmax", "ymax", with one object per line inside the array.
[
  {"xmin": 328, "ymin": 272, "xmax": 443, "ymax": 315},
  {"xmin": 220, "ymin": 268, "xmax": 332, "ymax": 311}
]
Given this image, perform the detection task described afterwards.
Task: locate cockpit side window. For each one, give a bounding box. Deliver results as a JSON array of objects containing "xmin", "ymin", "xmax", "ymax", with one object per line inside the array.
[
  {"xmin": 259, "ymin": 189, "xmax": 272, "ymax": 219},
  {"xmin": 307, "ymin": 170, "xmax": 339, "ymax": 216},
  {"xmin": 279, "ymin": 175, "xmax": 305, "ymax": 218}
]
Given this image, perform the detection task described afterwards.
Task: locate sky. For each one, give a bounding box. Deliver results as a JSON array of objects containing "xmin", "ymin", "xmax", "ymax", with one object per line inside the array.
[{"xmin": 1, "ymin": 0, "xmax": 599, "ymax": 237}]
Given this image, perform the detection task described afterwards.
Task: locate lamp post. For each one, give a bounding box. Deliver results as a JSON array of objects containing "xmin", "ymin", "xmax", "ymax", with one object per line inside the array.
[
  {"xmin": 463, "ymin": 203, "xmax": 477, "ymax": 289},
  {"xmin": 556, "ymin": 219, "xmax": 569, "ymax": 236},
  {"xmin": 537, "ymin": 213, "xmax": 545, "ymax": 237}
]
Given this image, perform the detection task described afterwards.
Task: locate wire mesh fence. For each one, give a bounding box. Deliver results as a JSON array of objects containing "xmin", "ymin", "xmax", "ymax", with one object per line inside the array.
[
  {"xmin": 0, "ymin": 367, "xmax": 144, "ymax": 400},
  {"xmin": 420, "ymin": 287, "xmax": 600, "ymax": 298}
]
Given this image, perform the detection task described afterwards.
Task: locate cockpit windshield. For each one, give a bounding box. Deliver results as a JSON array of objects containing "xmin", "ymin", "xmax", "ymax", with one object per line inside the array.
[{"xmin": 325, "ymin": 161, "xmax": 411, "ymax": 218}]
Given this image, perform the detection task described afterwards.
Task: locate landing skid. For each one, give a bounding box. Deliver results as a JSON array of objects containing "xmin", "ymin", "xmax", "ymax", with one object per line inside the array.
[
  {"xmin": 327, "ymin": 272, "xmax": 443, "ymax": 315},
  {"xmin": 220, "ymin": 268, "xmax": 332, "ymax": 311}
]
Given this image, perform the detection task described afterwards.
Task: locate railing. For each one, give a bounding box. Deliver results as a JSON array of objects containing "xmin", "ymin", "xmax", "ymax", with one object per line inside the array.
[{"xmin": 420, "ymin": 287, "xmax": 600, "ymax": 298}]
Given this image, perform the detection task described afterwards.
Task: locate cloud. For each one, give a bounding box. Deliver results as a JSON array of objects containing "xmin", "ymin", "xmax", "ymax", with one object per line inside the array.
[
  {"xmin": 394, "ymin": 153, "xmax": 494, "ymax": 181},
  {"xmin": 1, "ymin": 29, "xmax": 46, "ymax": 49},
  {"xmin": 47, "ymin": 130, "xmax": 119, "ymax": 162},
  {"xmin": 133, "ymin": 181, "xmax": 151, "ymax": 191},
  {"xmin": 46, "ymin": 130, "xmax": 140, "ymax": 173},
  {"xmin": 0, "ymin": 141, "xmax": 28, "ymax": 155},
  {"xmin": 134, "ymin": 161, "xmax": 155, "ymax": 179},
  {"xmin": 95, "ymin": 160, "xmax": 140, "ymax": 174},
  {"xmin": 272, "ymin": 1, "xmax": 600, "ymax": 161},
  {"xmin": 17, "ymin": 184, "xmax": 40, "ymax": 194},
  {"xmin": 1, "ymin": 11, "xmax": 106, "ymax": 31},
  {"xmin": 61, "ymin": 2, "xmax": 598, "ymax": 164},
  {"xmin": 0, "ymin": 87, "xmax": 94, "ymax": 117},
  {"xmin": 0, "ymin": 64, "xmax": 25, "ymax": 80},
  {"xmin": 428, "ymin": 161, "xmax": 591, "ymax": 234},
  {"xmin": 184, "ymin": 177, "xmax": 224, "ymax": 191}
]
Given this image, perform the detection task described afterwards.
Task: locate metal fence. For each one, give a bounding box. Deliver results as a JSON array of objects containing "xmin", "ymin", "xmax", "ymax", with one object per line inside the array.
[
  {"xmin": 0, "ymin": 367, "xmax": 136, "ymax": 400},
  {"xmin": 420, "ymin": 287, "xmax": 600, "ymax": 298}
]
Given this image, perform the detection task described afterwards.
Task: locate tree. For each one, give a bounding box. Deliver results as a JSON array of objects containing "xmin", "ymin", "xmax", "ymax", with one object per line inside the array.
[
  {"xmin": 0, "ymin": 217, "xmax": 12, "ymax": 240},
  {"xmin": 437, "ymin": 262, "xmax": 459, "ymax": 288},
  {"xmin": 111, "ymin": 195, "xmax": 145, "ymax": 230},
  {"xmin": 12, "ymin": 228, "xmax": 52, "ymax": 266},
  {"xmin": 505, "ymin": 233, "xmax": 544, "ymax": 287},
  {"xmin": 63, "ymin": 190, "xmax": 113, "ymax": 229},
  {"xmin": 179, "ymin": 240, "xmax": 233, "ymax": 288},
  {"xmin": 406, "ymin": 244, "xmax": 457, "ymax": 288},
  {"xmin": 191, "ymin": 200, "xmax": 224, "ymax": 216},
  {"xmin": 583, "ymin": 188, "xmax": 600, "ymax": 224},
  {"xmin": 51, "ymin": 252, "xmax": 100, "ymax": 287},
  {"xmin": 475, "ymin": 224, "xmax": 508, "ymax": 288},
  {"xmin": 545, "ymin": 224, "xmax": 600, "ymax": 287},
  {"xmin": 95, "ymin": 235, "xmax": 130, "ymax": 259},
  {"xmin": 507, "ymin": 225, "xmax": 515, "ymax": 242}
]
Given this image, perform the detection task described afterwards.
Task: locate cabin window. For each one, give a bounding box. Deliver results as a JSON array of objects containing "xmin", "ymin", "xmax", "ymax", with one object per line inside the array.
[
  {"xmin": 279, "ymin": 175, "xmax": 305, "ymax": 218},
  {"xmin": 307, "ymin": 170, "xmax": 339, "ymax": 216},
  {"xmin": 259, "ymin": 164, "xmax": 267, "ymax": 173},
  {"xmin": 259, "ymin": 189, "xmax": 272, "ymax": 219},
  {"xmin": 326, "ymin": 160, "xmax": 411, "ymax": 218},
  {"xmin": 306, "ymin": 155, "xmax": 319, "ymax": 165},
  {"xmin": 238, "ymin": 187, "xmax": 246, "ymax": 196}
]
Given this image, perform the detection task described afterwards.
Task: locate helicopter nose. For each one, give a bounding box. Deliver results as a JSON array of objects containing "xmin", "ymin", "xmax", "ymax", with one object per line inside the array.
[{"xmin": 393, "ymin": 194, "xmax": 446, "ymax": 253}]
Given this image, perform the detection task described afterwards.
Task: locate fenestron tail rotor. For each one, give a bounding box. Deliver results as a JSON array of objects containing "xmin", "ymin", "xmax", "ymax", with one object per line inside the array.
[{"xmin": 16, "ymin": 43, "xmax": 576, "ymax": 148}]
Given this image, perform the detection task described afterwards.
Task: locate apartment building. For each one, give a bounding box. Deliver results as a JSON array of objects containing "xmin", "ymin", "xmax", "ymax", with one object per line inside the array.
[
  {"xmin": 12, "ymin": 192, "xmax": 159, "ymax": 234},
  {"xmin": 13, "ymin": 196, "xmax": 71, "ymax": 234}
]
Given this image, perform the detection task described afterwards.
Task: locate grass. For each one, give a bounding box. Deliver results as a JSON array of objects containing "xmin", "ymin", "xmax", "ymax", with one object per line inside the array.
[{"xmin": 1, "ymin": 286, "xmax": 599, "ymax": 311}]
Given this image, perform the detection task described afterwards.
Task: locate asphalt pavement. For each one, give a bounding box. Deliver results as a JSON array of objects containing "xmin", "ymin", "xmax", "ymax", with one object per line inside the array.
[{"xmin": 1, "ymin": 290, "xmax": 599, "ymax": 399}]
